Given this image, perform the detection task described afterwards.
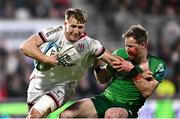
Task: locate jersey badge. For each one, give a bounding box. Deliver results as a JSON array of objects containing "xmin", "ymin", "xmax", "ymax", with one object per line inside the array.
[
  {"xmin": 76, "ymin": 43, "xmax": 85, "ymax": 53},
  {"xmin": 154, "ymin": 63, "xmax": 165, "ymax": 78}
]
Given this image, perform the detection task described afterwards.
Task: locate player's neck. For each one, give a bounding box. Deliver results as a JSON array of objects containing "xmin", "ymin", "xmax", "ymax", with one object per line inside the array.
[
  {"xmin": 133, "ymin": 50, "xmax": 148, "ymax": 64},
  {"xmin": 139, "ymin": 50, "xmax": 148, "ymax": 64}
]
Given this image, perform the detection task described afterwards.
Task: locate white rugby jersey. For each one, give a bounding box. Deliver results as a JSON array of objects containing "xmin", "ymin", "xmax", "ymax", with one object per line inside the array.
[{"xmin": 30, "ymin": 25, "xmax": 105, "ymax": 86}]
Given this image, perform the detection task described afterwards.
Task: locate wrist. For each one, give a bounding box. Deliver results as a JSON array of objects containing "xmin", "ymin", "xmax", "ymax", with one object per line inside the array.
[
  {"xmin": 127, "ymin": 64, "xmax": 134, "ymax": 72},
  {"xmin": 133, "ymin": 74, "xmax": 142, "ymax": 81},
  {"xmin": 43, "ymin": 55, "xmax": 49, "ymax": 64},
  {"xmin": 127, "ymin": 65, "xmax": 143, "ymax": 79}
]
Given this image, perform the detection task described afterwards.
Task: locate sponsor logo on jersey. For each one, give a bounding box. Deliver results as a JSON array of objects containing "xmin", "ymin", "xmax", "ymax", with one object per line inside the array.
[
  {"xmin": 154, "ymin": 63, "xmax": 165, "ymax": 78},
  {"xmin": 58, "ymin": 41, "xmax": 63, "ymax": 50},
  {"xmin": 58, "ymin": 53, "xmax": 75, "ymax": 67},
  {"xmin": 46, "ymin": 26, "xmax": 63, "ymax": 37}
]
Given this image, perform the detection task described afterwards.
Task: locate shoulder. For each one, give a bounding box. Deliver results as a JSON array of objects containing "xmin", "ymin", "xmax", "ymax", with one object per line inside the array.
[
  {"xmin": 81, "ymin": 35, "xmax": 101, "ymax": 46},
  {"xmin": 149, "ymin": 53, "xmax": 166, "ymax": 82},
  {"xmin": 149, "ymin": 54, "xmax": 166, "ymax": 66},
  {"xmin": 83, "ymin": 35, "xmax": 96, "ymax": 42},
  {"xmin": 43, "ymin": 25, "xmax": 63, "ymax": 37},
  {"xmin": 113, "ymin": 48, "xmax": 128, "ymax": 58}
]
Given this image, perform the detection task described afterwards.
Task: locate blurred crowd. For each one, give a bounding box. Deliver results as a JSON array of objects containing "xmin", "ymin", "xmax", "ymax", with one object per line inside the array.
[
  {"xmin": 88, "ymin": 0, "xmax": 180, "ymax": 41},
  {"xmin": 0, "ymin": 0, "xmax": 71, "ymax": 19},
  {"xmin": 0, "ymin": 0, "xmax": 180, "ymax": 102},
  {"xmin": 0, "ymin": 43, "xmax": 31, "ymax": 101}
]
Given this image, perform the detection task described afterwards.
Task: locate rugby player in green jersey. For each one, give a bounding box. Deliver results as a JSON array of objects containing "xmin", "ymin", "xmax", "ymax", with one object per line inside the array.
[{"xmin": 60, "ymin": 24, "xmax": 166, "ymax": 118}]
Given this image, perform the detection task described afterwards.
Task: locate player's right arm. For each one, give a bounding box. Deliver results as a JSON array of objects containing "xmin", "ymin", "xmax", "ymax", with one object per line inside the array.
[
  {"xmin": 20, "ymin": 34, "xmax": 58, "ymax": 66},
  {"xmin": 20, "ymin": 25, "xmax": 63, "ymax": 66}
]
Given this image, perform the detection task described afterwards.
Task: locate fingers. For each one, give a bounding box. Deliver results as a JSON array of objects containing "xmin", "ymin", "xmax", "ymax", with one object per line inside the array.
[
  {"xmin": 112, "ymin": 66, "xmax": 122, "ymax": 72},
  {"xmin": 144, "ymin": 70, "xmax": 153, "ymax": 75},
  {"xmin": 112, "ymin": 61, "xmax": 121, "ymax": 65},
  {"xmin": 109, "ymin": 55, "xmax": 122, "ymax": 62},
  {"xmin": 111, "ymin": 56, "xmax": 125, "ymax": 65},
  {"xmin": 111, "ymin": 57, "xmax": 134, "ymax": 72},
  {"xmin": 48, "ymin": 55, "xmax": 59, "ymax": 65},
  {"xmin": 117, "ymin": 56, "xmax": 124, "ymax": 61},
  {"xmin": 141, "ymin": 70, "xmax": 153, "ymax": 79},
  {"xmin": 53, "ymin": 53, "xmax": 58, "ymax": 56}
]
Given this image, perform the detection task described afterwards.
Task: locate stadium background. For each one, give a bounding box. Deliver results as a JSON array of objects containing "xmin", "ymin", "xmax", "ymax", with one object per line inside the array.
[{"xmin": 0, "ymin": 0, "xmax": 180, "ymax": 118}]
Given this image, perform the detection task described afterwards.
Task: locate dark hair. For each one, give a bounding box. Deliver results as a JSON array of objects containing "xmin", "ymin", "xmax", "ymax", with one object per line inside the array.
[
  {"xmin": 122, "ymin": 24, "xmax": 148, "ymax": 44},
  {"xmin": 65, "ymin": 8, "xmax": 87, "ymax": 23}
]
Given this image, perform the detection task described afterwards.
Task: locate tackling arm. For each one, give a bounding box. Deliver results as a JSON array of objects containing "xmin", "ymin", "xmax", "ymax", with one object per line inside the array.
[
  {"xmin": 94, "ymin": 50, "xmax": 119, "ymax": 84},
  {"xmin": 99, "ymin": 50, "xmax": 120, "ymax": 67},
  {"xmin": 133, "ymin": 70, "xmax": 159, "ymax": 98}
]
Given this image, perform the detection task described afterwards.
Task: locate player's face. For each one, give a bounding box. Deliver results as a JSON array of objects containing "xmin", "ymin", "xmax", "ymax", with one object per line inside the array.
[
  {"xmin": 125, "ymin": 37, "xmax": 141, "ymax": 60},
  {"xmin": 64, "ymin": 17, "xmax": 85, "ymax": 42}
]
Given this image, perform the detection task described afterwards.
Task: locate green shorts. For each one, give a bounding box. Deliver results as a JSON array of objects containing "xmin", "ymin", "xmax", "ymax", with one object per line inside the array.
[{"xmin": 91, "ymin": 94, "xmax": 138, "ymax": 118}]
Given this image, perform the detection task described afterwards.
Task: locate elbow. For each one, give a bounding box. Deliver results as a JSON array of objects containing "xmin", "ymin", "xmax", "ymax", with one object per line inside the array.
[
  {"xmin": 19, "ymin": 34, "xmax": 37, "ymax": 53},
  {"xmin": 19, "ymin": 41, "xmax": 30, "ymax": 56},
  {"xmin": 19, "ymin": 42, "xmax": 26, "ymax": 54},
  {"xmin": 19, "ymin": 43, "xmax": 24, "ymax": 52}
]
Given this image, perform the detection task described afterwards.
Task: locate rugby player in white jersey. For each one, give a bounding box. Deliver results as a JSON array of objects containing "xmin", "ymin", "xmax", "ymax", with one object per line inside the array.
[{"xmin": 20, "ymin": 8, "xmax": 119, "ymax": 118}]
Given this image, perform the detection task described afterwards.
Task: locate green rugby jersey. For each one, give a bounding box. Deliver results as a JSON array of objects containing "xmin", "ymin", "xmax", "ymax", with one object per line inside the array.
[{"xmin": 102, "ymin": 48, "xmax": 166, "ymax": 111}]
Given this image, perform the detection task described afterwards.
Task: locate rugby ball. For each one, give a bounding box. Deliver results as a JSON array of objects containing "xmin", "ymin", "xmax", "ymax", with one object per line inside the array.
[{"xmin": 35, "ymin": 42, "xmax": 59, "ymax": 71}]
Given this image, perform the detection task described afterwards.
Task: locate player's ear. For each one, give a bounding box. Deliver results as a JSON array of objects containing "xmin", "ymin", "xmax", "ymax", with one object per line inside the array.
[
  {"xmin": 64, "ymin": 21, "xmax": 67, "ymax": 25},
  {"xmin": 140, "ymin": 42, "xmax": 146, "ymax": 48},
  {"xmin": 64, "ymin": 21, "xmax": 68, "ymax": 30}
]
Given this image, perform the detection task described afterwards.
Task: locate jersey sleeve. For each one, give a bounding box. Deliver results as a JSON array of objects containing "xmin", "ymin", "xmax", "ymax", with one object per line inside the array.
[
  {"xmin": 38, "ymin": 25, "xmax": 63, "ymax": 42},
  {"xmin": 89, "ymin": 39, "xmax": 105, "ymax": 58},
  {"xmin": 106, "ymin": 50, "xmax": 118, "ymax": 74},
  {"xmin": 153, "ymin": 62, "xmax": 166, "ymax": 82}
]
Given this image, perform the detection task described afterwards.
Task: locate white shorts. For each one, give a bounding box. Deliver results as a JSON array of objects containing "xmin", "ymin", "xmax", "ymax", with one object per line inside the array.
[{"xmin": 27, "ymin": 79, "xmax": 77, "ymax": 108}]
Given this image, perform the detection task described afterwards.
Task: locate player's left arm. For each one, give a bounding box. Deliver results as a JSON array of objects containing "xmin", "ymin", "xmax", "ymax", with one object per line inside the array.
[
  {"xmin": 100, "ymin": 50, "xmax": 121, "ymax": 66},
  {"xmin": 133, "ymin": 70, "xmax": 160, "ymax": 98},
  {"xmin": 133, "ymin": 62, "xmax": 166, "ymax": 98}
]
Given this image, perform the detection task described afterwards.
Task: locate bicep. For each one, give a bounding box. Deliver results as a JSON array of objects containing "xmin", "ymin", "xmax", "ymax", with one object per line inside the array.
[
  {"xmin": 33, "ymin": 34, "xmax": 45, "ymax": 47},
  {"xmin": 20, "ymin": 34, "xmax": 44, "ymax": 51}
]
